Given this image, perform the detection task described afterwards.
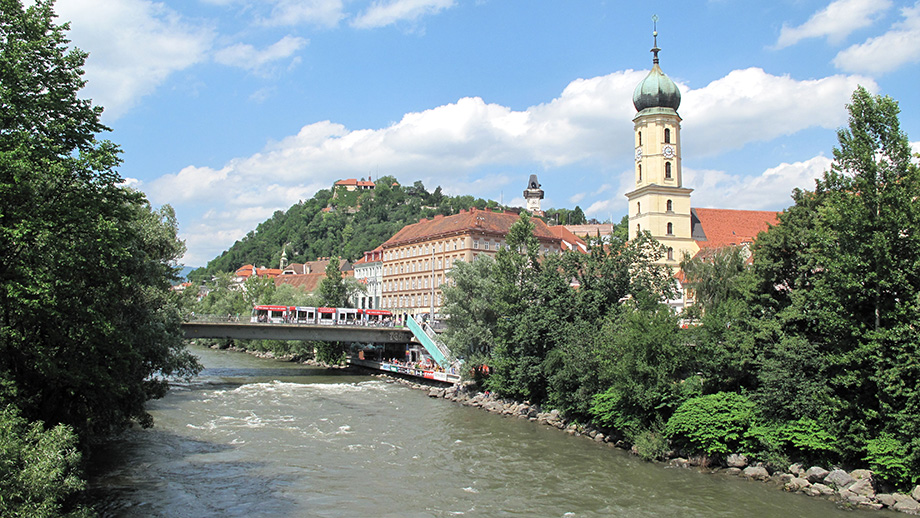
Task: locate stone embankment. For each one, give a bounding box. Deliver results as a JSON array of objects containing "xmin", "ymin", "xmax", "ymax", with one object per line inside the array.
[{"xmin": 375, "ymin": 373, "xmax": 920, "ymax": 515}]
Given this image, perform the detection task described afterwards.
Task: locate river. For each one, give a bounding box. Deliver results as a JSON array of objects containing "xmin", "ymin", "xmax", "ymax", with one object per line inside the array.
[{"xmin": 88, "ymin": 345, "xmax": 879, "ymax": 517}]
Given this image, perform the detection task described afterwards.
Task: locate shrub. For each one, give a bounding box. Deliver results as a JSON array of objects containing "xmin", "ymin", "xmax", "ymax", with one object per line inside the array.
[
  {"xmin": 631, "ymin": 427, "xmax": 671, "ymax": 461},
  {"xmin": 0, "ymin": 405, "xmax": 90, "ymax": 518},
  {"xmin": 665, "ymin": 392, "xmax": 756, "ymax": 456},
  {"xmin": 865, "ymin": 433, "xmax": 912, "ymax": 489},
  {"xmin": 747, "ymin": 418, "xmax": 837, "ymax": 466}
]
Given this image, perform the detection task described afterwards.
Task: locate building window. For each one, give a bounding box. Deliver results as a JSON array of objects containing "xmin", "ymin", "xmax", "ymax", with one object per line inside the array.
[
  {"xmin": 637, "ymin": 202, "xmax": 641, "ymax": 215},
  {"xmin": 664, "ymin": 128, "xmax": 671, "ymax": 143},
  {"xmin": 474, "ymin": 240, "xmax": 479, "ymax": 249},
  {"xmin": 666, "ymin": 199, "xmax": 673, "ymax": 212},
  {"xmin": 665, "ymin": 162, "xmax": 672, "ymax": 179},
  {"xmin": 638, "ymin": 164, "xmax": 642, "ymax": 182},
  {"xmin": 637, "ymin": 224, "xmax": 641, "ymax": 234},
  {"xmin": 667, "ymin": 222, "xmax": 673, "ymax": 235},
  {"xmin": 638, "ymin": 131, "xmax": 642, "ymax": 145},
  {"xmin": 667, "ymin": 247, "xmax": 674, "ymax": 261}
]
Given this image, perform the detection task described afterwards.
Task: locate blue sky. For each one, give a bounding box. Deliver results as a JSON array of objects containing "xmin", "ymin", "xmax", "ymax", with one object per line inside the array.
[{"xmin": 53, "ymin": 0, "xmax": 920, "ymax": 266}]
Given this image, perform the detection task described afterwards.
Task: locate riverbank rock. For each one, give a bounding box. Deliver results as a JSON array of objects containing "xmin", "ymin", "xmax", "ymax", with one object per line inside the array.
[
  {"xmin": 742, "ymin": 466, "xmax": 771, "ymax": 481},
  {"xmin": 824, "ymin": 469, "xmax": 856, "ymax": 490},
  {"xmin": 789, "ymin": 463, "xmax": 805, "ymax": 476},
  {"xmin": 726, "ymin": 453, "xmax": 748, "ymax": 468},
  {"xmin": 804, "ymin": 466, "xmax": 830, "ymax": 483},
  {"xmin": 892, "ymin": 497, "xmax": 920, "ymax": 514},
  {"xmin": 912, "ymin": 485, "xmax": 920, "ymax": 501},
  {"xmin": 784, "ymin": 477, "xmax": 811, "ymax": 492},
  {"xmin": 803, "ymin": 483, "xmax": 835, "ymax": 497},
  {"xmin": 669, "ymin": 458, "xmax": 691, "ymax": 469},
  {"xmin": 847, "ymin": 477, "xmax": 875, "ymax": 498}
]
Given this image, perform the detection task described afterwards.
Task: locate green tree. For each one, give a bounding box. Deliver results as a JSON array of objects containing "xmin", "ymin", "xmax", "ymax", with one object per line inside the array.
[
  {"xmin": 752, "ymin": 87, "xmax": 920, "ymax": 478},
  {"xmin": 441, "ymin": 255, "xmax": 499, "ymax": 365},
  {"xmin": 0, "ymin": 0, "xmax": 200, "ymax": 444},
  {"xmin": 0, "ymin": 405, "xmax": 90, "ymax": 518},
  {"xmin": 318, "ymin": 257, "xmax": 348, "ymax": 307}
]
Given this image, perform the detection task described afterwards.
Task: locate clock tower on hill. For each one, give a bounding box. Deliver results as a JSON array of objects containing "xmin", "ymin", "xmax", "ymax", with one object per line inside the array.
[{"xmin": 625, "ymin": 26, "xmax": 698, "ymax": 265}]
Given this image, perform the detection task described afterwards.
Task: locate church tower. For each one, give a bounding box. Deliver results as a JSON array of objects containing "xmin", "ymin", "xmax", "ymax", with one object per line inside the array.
[{"xmin": 625, "ymin": 23, "xmax": 698, "ymax": 265}]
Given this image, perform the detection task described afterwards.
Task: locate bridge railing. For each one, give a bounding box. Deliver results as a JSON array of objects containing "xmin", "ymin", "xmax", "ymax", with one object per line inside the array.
[{"xmin": 183, "ymin": 314, "xmax": 406, "ymax": 328}]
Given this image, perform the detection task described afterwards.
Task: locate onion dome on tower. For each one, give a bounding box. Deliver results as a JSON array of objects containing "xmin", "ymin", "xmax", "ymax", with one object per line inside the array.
[{"xmin": 632, "ymin": 25, "xmax": 681, "ymax": 113}]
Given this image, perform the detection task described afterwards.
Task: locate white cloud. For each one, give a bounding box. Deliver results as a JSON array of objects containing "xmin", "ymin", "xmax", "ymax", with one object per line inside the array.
[
  {"xmin": 214, "ymin": 35, "xmax": 308, "ymax": 72},
  {"xmin": 775, "ymin": 0, "xmax": 892, "ymax": 49},
  {"xmin": 682, "ymin": 68, "xmax": 876, "ymax": 156},
  {"xmin": 685, "ymin": 155, "xmax": 833, "ymax": 211},
  {"xmin": 153, "ymin": 68, "xmax": 870, "ymax": 263},
  {"xmin": 260, "ymin": 0, "xmax": 346, "ymax": 27},
  {"xmin": 569, "ymin": 193, "xmax": 586, "ymax": 204},
  {"xmin": 56, "ymin": 0, "xmax": 214, "ymax": 120},
  {"xmin": 833, "ymin": 3, "xmax": 920, "ymax": 74},
  {"xmin": 351, "ymin": 0, "xmax": 455, "ymax": 29}
]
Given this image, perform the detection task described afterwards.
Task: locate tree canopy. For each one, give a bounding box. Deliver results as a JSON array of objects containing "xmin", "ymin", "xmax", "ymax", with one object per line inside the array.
[{"xmin": 1, "ymin": 0, "xmax": 199, "ymax": 442}]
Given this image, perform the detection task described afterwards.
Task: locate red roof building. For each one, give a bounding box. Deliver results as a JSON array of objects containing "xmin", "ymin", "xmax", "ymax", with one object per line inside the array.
[{"xmin": 379, "ymin": 207, "xmax": 564, "ymax": 317}]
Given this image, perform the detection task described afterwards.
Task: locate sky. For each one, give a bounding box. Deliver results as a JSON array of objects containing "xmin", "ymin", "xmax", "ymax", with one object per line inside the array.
[{"xmin": 51, "ymin": 0, "xmax": 920, "ymax": 267}]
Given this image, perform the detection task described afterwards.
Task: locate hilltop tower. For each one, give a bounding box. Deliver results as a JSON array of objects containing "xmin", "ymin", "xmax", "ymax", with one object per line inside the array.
[
  {"xmin": 523, "ymin": 174, "xmax": 545, "ymax": 215},
  {"xmin": 625, "ymin": 22, "xmax": 698, "ymax": 264}
]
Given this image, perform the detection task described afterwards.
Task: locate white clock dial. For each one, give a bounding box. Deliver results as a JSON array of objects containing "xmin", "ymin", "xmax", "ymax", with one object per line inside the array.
[
  {"xmin": 635, "ymin": 147, "xmax": 642, "ymax": 161},
  {"xmin": 663, "ymin": 145, "xmax": 674, "ymax": 159}
]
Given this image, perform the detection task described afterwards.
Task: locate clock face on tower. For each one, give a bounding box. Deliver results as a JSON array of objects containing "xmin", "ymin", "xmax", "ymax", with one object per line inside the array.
[
  {"xmin": 635, "ymin": 147, "xmax": 642, "ymax": 162},
  {"xmin": 663, "ymin": 145, "xmax": 674, "ymax": 159}
]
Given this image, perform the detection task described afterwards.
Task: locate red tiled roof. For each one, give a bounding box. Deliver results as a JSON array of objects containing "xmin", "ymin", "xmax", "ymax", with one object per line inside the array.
[
  {"xmin": 565, "ymin": 223, "xmax": 618, "ymax": 238},
  {"xmin": 549, "ymin": 225, "xmax": 587, "ymax": 253},
  {"xmin": 381, "ymin": 208, "xmax": 561, "ymax": 248},
  {"xmin": 275, "ymin": 273, "xmax": 325, "ymax": 292},
  {"xmin": 335, "ymin": 178, "xmax": 358, "ymax": 186},
  {"xmin": 692, "ymin": 208, "xmax": 779, "ymax": 249}
]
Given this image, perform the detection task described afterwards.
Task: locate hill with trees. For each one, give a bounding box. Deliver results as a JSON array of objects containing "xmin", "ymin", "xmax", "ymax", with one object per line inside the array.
[{"xmin": 190, "ymin": 177, "xmax": 590, "ymax": 281}]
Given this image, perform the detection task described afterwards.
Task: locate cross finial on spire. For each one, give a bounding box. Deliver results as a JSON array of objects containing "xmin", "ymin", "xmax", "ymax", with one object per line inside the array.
[{"xmin": 651, "ymin": 14, "xmax": 660, "ymax": 64}]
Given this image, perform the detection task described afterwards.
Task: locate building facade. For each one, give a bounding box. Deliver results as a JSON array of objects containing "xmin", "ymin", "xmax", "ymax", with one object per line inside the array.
[
  {"xmin": 352, "ymin": 247, "xmax": 383, "ymax": 309},
  {"xmin": 379, "ymin": 207, "xmax": 564, "ymax": 317}
]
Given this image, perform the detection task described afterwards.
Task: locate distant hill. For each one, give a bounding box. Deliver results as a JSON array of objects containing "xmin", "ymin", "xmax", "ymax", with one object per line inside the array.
[{"xmin": 188, "ymin": 177, "xmax": 511, "ymax": 282}]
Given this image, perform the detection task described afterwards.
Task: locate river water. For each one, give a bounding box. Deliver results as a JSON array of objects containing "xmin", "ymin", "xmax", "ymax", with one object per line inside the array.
[{"xmin": 88, "ymin": 345, "xmax": 879, "ymax": 517}]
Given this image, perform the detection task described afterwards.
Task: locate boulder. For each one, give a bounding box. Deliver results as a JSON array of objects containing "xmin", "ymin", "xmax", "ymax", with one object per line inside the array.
[
  {"xmin": 823, "ymin": 469, "xmax": 856, "ymax": 490},
  {"xmin": 892, "ymin": 498, "xmax": 920, "ymax": 514},
  {"xmin": 774, "ymin": 473, "xmax": 795, "ymax": 485},
  {"xmin": 726, "ymin": 453, "xmax": 748, "ymax": 468},
  {"xmin": 788, "ymin": 463, "xmax": 804, "ymax": 476},
  {"xmin": 849, "ymin": 469, "xmax": 873, "ymax": 480},
  {"xmin": 427, "ymin": 388, "xmax": 442, "ymax": 398},
  {"xmin": 784, "ymin": 477, "xmax": 811, "ymax": 492},
  {"xmin": 807, "ymin": 483, "xmax": 835, "ymax": 497},
  {"xmin": 839, "ymin": 489, "xmax": 871, "ymax": 506},
  {"xmin": 847, "ymin": 478, "xmax": 875, "ymax": 498},
  {"xmin": 913, "ymin": 485, "xmax": 920, "ymax": 502},
  {"xmin": 875, "ymin": 494, "xmax": 897, "ymax": 507},
  {"xmin": 742, "ymin": 466, "xmax": 771, "ymax": 481},
  {"xmin": 594, "ymin": 433, "xmax": 605, "ymax": 443},
  {"xmin": 804, "ymin": 466, "xmax": 830, "ymax": 483}
]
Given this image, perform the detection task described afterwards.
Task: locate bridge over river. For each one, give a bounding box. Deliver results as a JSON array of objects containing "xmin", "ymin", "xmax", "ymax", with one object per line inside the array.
[{"xmin": 181, "ymin": 321, "xmax": 416, "ymax": 344}]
